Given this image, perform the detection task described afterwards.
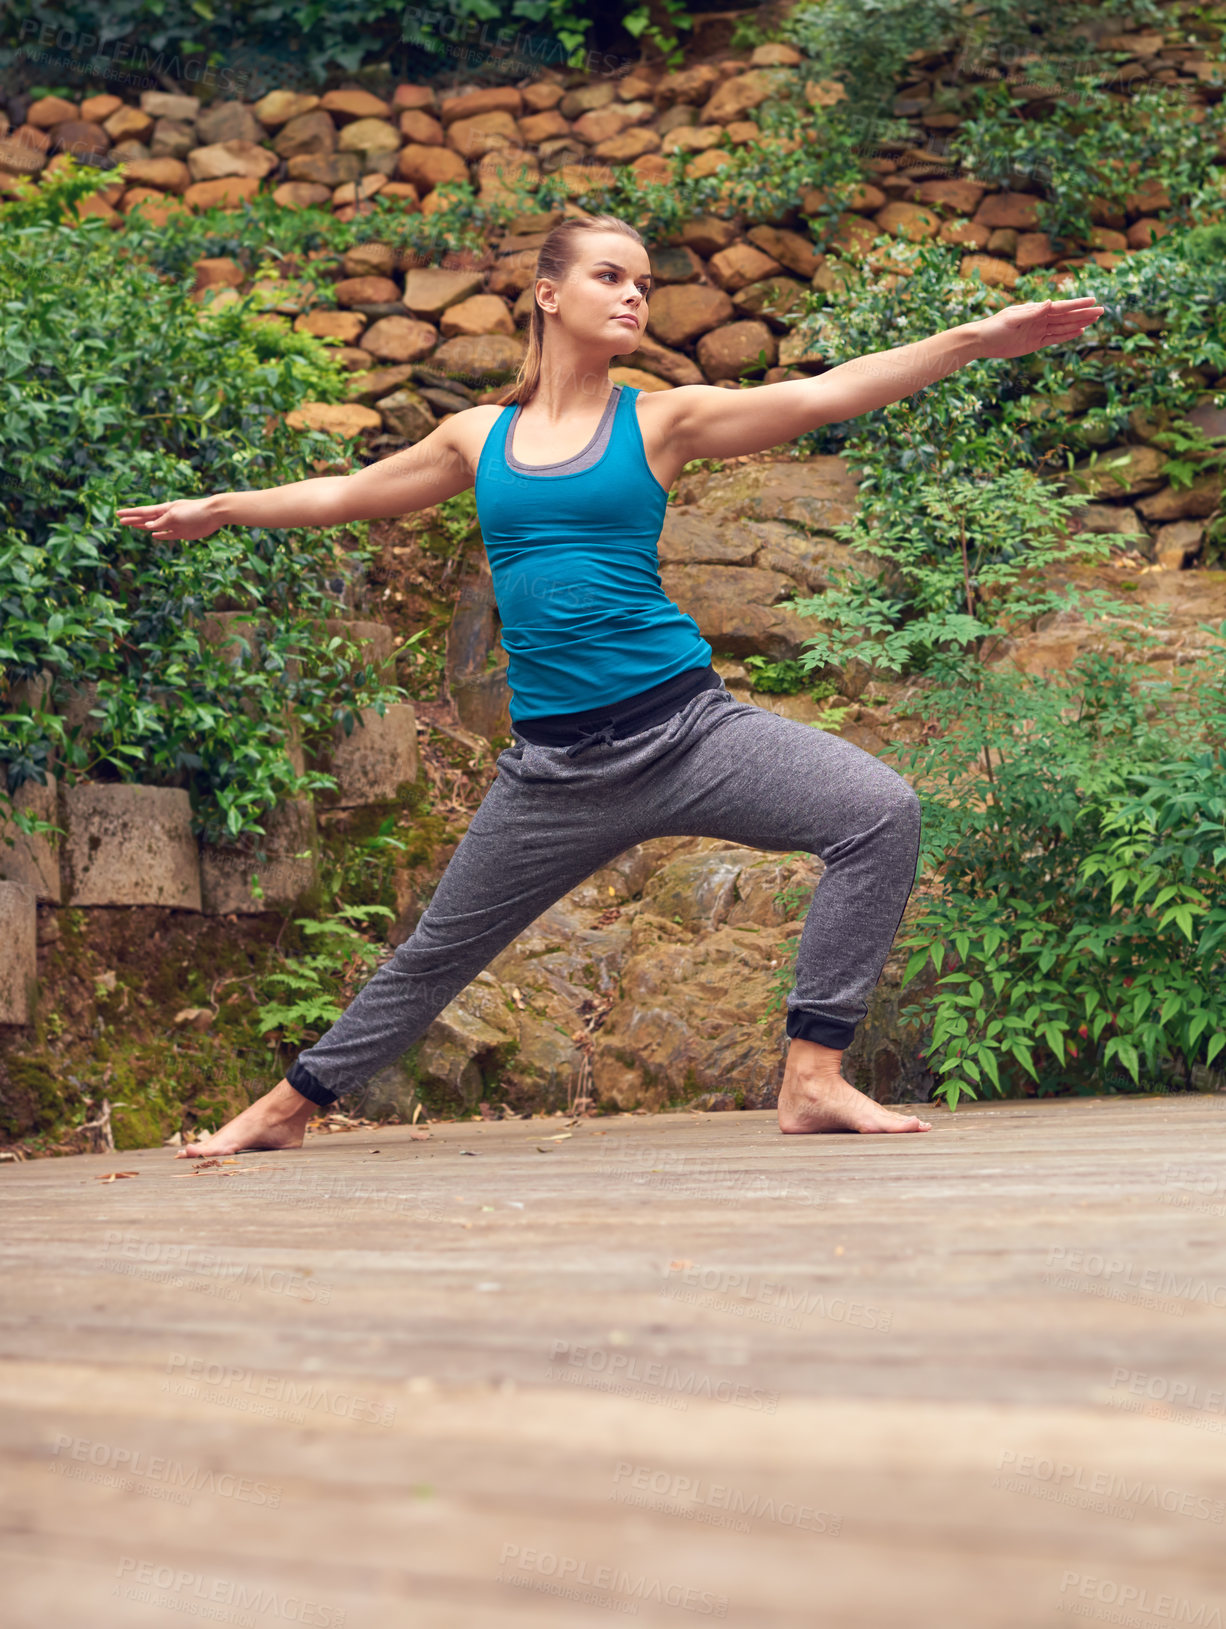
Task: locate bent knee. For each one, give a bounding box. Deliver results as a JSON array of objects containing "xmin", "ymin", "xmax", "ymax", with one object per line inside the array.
[{"xmin": 881, "ymin": 774, "xmax": 922, "ymax": 831}]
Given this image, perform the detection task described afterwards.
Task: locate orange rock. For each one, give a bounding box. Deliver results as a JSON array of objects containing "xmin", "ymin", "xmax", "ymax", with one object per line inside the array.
[
  {"xmin": 974, "ymin": 191, "xmax": 1041, "ymax": 230},
  {"xmin": 594, "ymin": 127, "xmax": 662, "ymax": 162},
  {"xmin": 646, "ymin": 284, "xmax": 734, "ymax": 348},
  {"xmin": 331, "ymin": 175, "xmax": 389, "ymax": 208},
  {"xmin": 12, "ymin": 124, "xmax": 51, "ymax": 153},
  {"xmin": 0, "ymin": 136, "xmax": 46, "ymax": 176},
  {"xmin": 556, "ymin": 161, "xmax": 616, "ymax": 194},
  {"xmin": 521, "ymin": 82, "xmax": 565, "ymax": 113},
  {"xmin": 709, "ymin": 241, "xmax": 782, "ymax": 292},
  {"xmin": 746, "ymin": 225, "xmax": 822, "ymax": 280},
  {"xmin": 685, "ymin": 149, "xmax": 731, "ymax": 180},
  {"xmin": 253, "ymin": 91, "xmax": 320, "ymax": 127},
  {"xmin": 631, "ymin": 153, "xmax": 673, "ymax": 185},
  {"xmin": 336, "ymin": 274, "xmax": 401, "ymax": 307},
  {"xmin": 187, "ymin": 141, "xmax": 278, "ymax": 183},
  {"xmin": 360, "ymin": 316, "xmax": 439, "ymax": 362},
  {"xmin": 447, "ymin": 109, "xmax": 521, "ymax": 159},
  {"xmin": 915, "ymin": 177, "xmax": 986, "ymax": 215},
  {"xmin": 804, "ymin": 79, "xmax": 847, "ymax": 107},
  {"xmin": 337, "ymin": 118, "xmax": 401, "ymax": 155},
  {"xmin": 1015, "ymin": 231, "xmax": 1056, "ymax": 271},
  {"xmin": 122, "ymin": 190, "xmax": 189, "ymax": 226},
  {"xmin": 294, "ymin": 310, "xmax": 368, "ymax": 342},
  {"xmin": 115, "ymin": 157, "xmax": 190, "ymax": 194},
  {"xmin": 828, "ymin": 213, "xmax": 879, "ymax": 257},
  {"xmin": 518, "ymin": 110, "xmax": 569, "ymax": 144},
  {"xmin": 1091, "ymin": 226, "xmax": 1129, "ymax": 253},
  {"xmin": 399, "ymin": 109, "xmax": 444, "ymax": 145},
  {"xmin": 104, "ymin": 106, "xmax": 153, "ymax": 143},
  {"xmin": 273, "ymin": 181, "xmax": 332, "ymax": 209},
  {"xmin": 440, "ymin": 87, "xmax": 523, "ymax": 125},
  {"xmin": 1127, "ymin": 217, "xmax": 1170, "ymax": 249},
  {"xmin": 873, "ymin": 201, "xmax": 939, "ymax": 241},
  {"xmin": 320, "ymin": 89, "xmax": 391, "ymax": 123},
  {"xmin": 342, "ymin": 243, "xmax": 398, "ymax": 278},
  {"xmin": 286, "ymin": 401, "xmax": 381, "ymax": 437},
  {"xmin": 27, "ymin": 96, "xmax": 79, "ymax": 129},
  {"xmin": 184, "ymin": 176, "xmax": 262, "ymax": 211},
  {"xmin": 396, "ymin": 143, "xmax": 469, "ymax": 192},
  {"xmin": 376, "ymin": 183, "xmax": 421, "ymax": 211},
  {"xmin": 696, "ymin": 318, "xmax": 777, "ymax": 381},
  {"xmin": 193, "ymin": 257, "xmax": 245, "ymax": 291},
  {"xmin": 701, "ymin": 70, "xmax": 775, "ymax": 125},
  {"xmin": 958, "ymin": 254, "xmax": 1019, "ymax": 289},
  {"xmin": 392, "ymin": 85, "xmax": 436, "ymax": 111},
  {"xmin": 1124, "ymin": 179, "xmax": 1170, "ymax": 215},
  {"xmin": 79, "ymin": 94, "xmax": 123, "ymax": 123},
  {"xmin": 609, "ymin": 366, "xmax": 672, "ymax": 392},
  {"xmin": 939, "ymin": 219, "xmax": 990, "ymax": 250},
  {"xmin": 439, "ymin": 294, "xmax": 514, "ymax": 338}
]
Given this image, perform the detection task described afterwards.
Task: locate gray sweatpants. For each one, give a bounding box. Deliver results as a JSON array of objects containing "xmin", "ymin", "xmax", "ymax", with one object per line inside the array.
[{"xmin": 288, "ymin": 680, "xmax": 922, "ymax": 1105}]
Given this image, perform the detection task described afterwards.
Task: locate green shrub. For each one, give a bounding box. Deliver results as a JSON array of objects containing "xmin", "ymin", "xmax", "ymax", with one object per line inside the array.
[
  {"xmin": 0, "ymin": 163, "xmax": 405, "ymax": 849},
  {"xmin": 890, "ymin": 641, "xmax": 1226, "ymax": 1108}
]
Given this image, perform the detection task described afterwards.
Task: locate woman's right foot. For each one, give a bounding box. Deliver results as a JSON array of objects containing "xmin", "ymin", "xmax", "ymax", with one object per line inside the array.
[{"xmin": 175, "ymin": 1078, "xmax": 319, "ymax": 1158}]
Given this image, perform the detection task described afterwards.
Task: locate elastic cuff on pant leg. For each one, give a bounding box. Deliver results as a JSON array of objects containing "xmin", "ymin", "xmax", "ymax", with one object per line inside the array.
[
  {"xmin": 786, "ymin": 1010, "xmax": 857, "ymax": 1050},
  {"xmin": 286, "ymin": 1059, "xmax": 339, "ymax": 1108}
]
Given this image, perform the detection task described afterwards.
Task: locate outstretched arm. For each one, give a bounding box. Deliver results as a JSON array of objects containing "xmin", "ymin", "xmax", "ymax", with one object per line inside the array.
[
  {"xmin": 663, "ymin": 295, "xmax": 1105, "ymax": 464},
  {"xmin": 115, "ymin": 413, "xmax": 477, "ymax": 542}
]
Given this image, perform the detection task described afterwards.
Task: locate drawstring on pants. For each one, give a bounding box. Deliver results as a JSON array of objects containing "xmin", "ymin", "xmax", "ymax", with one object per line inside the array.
[{"xmin": 564, "ymin": 719, "xmax": 617, "ymax": 758}]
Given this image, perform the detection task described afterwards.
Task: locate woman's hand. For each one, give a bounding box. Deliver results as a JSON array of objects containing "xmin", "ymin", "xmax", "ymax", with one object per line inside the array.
[
  {"xmin": 973, "ymin": 295, "xmax": 1104, "ymax": 360},
  {"xmin": 115, "ymin": 497, "xmax": 221, "ymax": 542}
]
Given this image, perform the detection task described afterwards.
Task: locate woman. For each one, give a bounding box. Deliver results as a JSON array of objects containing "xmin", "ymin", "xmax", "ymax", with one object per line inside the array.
[{"xmin": 117, "ymin": 212, "xmax": 1102, "ymax": 1153}]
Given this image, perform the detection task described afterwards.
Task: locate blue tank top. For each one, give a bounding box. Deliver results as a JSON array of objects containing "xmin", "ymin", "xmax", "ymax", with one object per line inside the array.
[{"xmin": 473, "ymin": 383, "xmax": 713, "ymax": 722}]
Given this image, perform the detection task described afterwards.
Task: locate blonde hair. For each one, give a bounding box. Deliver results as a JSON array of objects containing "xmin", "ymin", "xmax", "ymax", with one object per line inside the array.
[{"xmin": 498, "ymin": 212, "xmax": 646, "ymax": 408}]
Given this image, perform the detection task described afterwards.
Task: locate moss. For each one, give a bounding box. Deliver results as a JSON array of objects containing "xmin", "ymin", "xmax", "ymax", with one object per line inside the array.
[{"xmin": 0, "ymin": 1056, "xmax": 67, "ymax": 1140}]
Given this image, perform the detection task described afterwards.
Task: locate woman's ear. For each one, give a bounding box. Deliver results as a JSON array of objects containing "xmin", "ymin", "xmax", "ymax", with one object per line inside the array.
[{"xmin": 535, "ymin": 276, "xmax": 559, "ymax": 316}]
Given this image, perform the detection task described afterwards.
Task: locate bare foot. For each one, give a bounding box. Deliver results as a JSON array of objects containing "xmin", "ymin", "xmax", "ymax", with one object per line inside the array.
[
  {"xmin": 176, "ymin": 1078, "xmax": 318, "ymax": 1158},
  {"xmin": 779, "ymin": 1072, "xmax": 932, "ymax": 1135}
]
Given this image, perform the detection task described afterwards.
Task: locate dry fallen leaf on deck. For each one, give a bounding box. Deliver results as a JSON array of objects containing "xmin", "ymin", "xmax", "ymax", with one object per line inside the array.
[
  {"xmin": 95, "ymin": 1171, "xmax": 139, "ymax": 1181},
  {"xmin": 409, "ymin": 1129, "xmax": 430, "ymax": 1141},
  {"xmin": 545, "ymin": 1133, "xmax": 573, "ymax": 1142}
]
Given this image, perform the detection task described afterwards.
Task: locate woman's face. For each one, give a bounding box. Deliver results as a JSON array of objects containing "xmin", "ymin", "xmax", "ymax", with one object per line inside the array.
[{"xmin": 539, "ymin": 230, "xmax": 652, "ymax": 356}]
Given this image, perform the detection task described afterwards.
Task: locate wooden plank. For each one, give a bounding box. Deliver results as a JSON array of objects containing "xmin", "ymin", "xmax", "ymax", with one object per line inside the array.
[{"xmin": 3, "ymin": 1096, "xmax": 1226, "ymax": 1626}]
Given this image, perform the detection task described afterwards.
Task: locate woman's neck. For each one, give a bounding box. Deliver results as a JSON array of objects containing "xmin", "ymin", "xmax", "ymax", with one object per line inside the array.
[{"xmin": 526, "ymin": 352, "xmax": 614, "ymax": 420}]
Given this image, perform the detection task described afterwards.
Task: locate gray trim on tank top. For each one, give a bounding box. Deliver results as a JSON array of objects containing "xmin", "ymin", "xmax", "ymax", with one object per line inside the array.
[{"xmin": 505, "ymin": 383, "xmax": 623, "ymax": 476}]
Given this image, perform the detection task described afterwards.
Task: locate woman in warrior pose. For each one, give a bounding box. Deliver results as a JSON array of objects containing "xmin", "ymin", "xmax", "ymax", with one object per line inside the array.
[{"xmin": 117, "ymin": 213, "xmax": 1102, "ymax": 1154}]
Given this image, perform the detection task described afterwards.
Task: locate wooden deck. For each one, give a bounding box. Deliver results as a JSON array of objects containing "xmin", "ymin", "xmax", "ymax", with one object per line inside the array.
[{"xmin": 3, "ymin": 1094, "xmax": 1225, "ymax": 1628}]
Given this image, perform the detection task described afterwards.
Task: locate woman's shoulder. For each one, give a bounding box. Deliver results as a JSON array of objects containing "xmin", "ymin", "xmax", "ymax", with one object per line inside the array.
[{"xmin": 437, "ymin": 401, "xmax": 510, "ymax": 474}]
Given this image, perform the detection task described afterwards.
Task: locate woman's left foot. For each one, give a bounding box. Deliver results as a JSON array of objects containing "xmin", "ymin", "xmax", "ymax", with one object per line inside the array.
[{"xmin": 778, "ymin": 1072, "xmax": 931, "ymax": 1134}]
